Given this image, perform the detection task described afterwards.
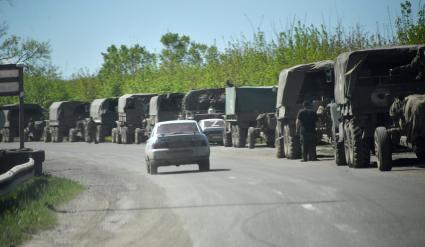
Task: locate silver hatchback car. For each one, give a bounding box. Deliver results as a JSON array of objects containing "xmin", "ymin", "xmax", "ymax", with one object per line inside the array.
[{"xmin": 145, "ymin": 120, "xmax": 210, "ymax": 174}]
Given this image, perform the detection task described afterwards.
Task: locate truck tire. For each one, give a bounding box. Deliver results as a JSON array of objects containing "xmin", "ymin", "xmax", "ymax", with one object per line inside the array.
[
  {"xmin": 343, "ymin": 122, "xmax": 352, "ymax": 167},
  {"xmin": 3, "ymin": 128, "xmax": 12, "ymax": 142},
  {"xmin": 232, "ymin": 124, "xmax": 247, "ymax": 148},
  {"xmin": 284, "ymin": 124, "xmax": 301, "ymax": 159},
  {"xmin": 349, "ymin": 119, "xmax": 370, "ymax": 168},
  {"xmin": 121, "ymin": 127, "xmax": 128, "ymax": 144},
  {"xmin": 43, "ymin": 127, "xmax": 51, "ymax": 142},
  {"xmin": 275, "ymin": 124, "xmax": 285, "ymax": 158},
  {"xmin": 52, "ymin": 128, "xmax": 56, "ymax": 142},
  {"xmin": 334, "ymin": 140, "xmax": 347, "ymax": 166},
  {"xmin": 374, "ymin": 127, "xmax": 392, "ymax": 171},
  {"xmin": 223, "ymin": 131, "xmax": 232, "ymax": 147},
  {"xmin": 266, "ymin": 132, "xmax": 275, "ymax": 147},
  {"xmin": 117, "ymin": 129, "xmax": 122, "ymax": 144},
  {"xmin": 134, "ymin": 128, "xmax": 141, "ymax": 144},
  {"xmin": 51, "ymin": 127, "xmax": 57, "ymax": 142},
  {"xmin": 56, "ymin": 128, "xmax": 63, "ymax": 142},
  {"xmin": 198, "ymin": 159, "xmax": 210, "ymax": 171},
  {"xmin": 69, "ymin": 128, "xmax": 77, "ymax": 142},
  {"xmin": 111, "ymin": 128, "xmax": 117, "ymax": 143},
  {"xmin": 335, "ymin": 141, "xmax": 347, "ymax": 166},
  {"xmin": 248, "ymin": 127, "xmax": 256, "ymax": 149},
  {"xmin": 135, "ymin": 128, "xmax": 145, "ymax": 144},
  {"xmin": 96, "ymin": 125, "xmax": 104, "ymax": 143}
]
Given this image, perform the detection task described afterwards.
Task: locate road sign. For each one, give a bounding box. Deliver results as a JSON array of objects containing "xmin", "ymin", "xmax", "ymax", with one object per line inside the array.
[
  {"xmin": 0, "ymin": 64, "xmax": 23, "ymax": 96},
  {"xmin": 0, "ymin": 64, "xmax": 25, "ymax": 149}
]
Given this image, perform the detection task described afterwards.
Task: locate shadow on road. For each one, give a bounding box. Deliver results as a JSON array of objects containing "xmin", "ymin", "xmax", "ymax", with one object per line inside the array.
[
  {"xmin": 158, "ymin": 168, "xmax": 231, "ymax": 175},
  {"xmin": 367, "ymin": 157, "xmax": 425, "ymax": 171},
  {"xmin": 391, "ymin": 158, "xmax": 425, "ymax": 171}
]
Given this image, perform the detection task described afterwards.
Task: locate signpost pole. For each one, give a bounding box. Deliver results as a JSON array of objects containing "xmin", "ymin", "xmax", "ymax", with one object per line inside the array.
[{"xmin": 18, "ymin": 66, "xmax": 24, "ymax": 149}]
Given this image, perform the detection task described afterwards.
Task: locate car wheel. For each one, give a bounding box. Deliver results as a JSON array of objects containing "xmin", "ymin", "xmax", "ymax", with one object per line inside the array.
[
  {"xmin": 146, "ymin": 160, "xmax": 151, "ymax": 174},
  {"xmin": 150, "ymin": 162, "xmax": 158, "ymax": 175},
  {"xmin": 198, "ymin": 159, "xmax": 210, "ymax": 171}
]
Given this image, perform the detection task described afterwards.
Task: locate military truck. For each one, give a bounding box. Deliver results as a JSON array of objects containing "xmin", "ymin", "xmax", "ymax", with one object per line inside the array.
[
  {"xmin": 111, "ymin": 93, "xmax": 156, "ymax": 144},
  {"xmin": 275, "ymin": 61, "xmax": 335, "ymax": 159},
  {"xmin": 142, "ymin": 93, "xmax": 184, "ymax": 141},
  {"xmin": 70, "ymin": 98, "xmax": 118, "ymax": 143},
  {"xmin": 43, "ymin": 101, "xmax": 90, "ymax": 142},
  {"xmin": 0, "ymin": 104, "xmax": 44, "ymax": 142},
  {"xmin": 181, "ymin": 88, "xmax": 225, "ymax": 121},
  {"xmin": 333, "ymin": 45, "xmax": 425, "ymax": 171},
  {"xmin": 90, "ymin": 98, "xmax": 118, "ymax": 143},
  {"xmin": 223, "ymin": 86, "xmax": 277, "ymax": 148}
]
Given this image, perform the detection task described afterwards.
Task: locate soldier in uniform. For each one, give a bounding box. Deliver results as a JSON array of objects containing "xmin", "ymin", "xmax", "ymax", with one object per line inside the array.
[
  {"xmin": 296, "ymin": 101, "xmax": 318, "ymax": 162},
  {"xmin": 87, "ymin": 117, "xmax": 98, "ymax": 144},
  {"xmin": 24, "ymin": 118, "xmax": 35, "ymax": 141}
]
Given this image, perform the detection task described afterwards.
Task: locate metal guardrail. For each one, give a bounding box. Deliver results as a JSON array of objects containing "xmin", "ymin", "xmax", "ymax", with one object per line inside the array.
[{"xmin": 0, "ymin": 158, "xmax": 35, "ymax": 196}]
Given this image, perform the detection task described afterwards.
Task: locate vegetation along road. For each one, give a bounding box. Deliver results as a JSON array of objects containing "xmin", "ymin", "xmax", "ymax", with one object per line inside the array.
[{"xmin": 2, "ymin": 142, "xmax": 425, "ymax": 247}]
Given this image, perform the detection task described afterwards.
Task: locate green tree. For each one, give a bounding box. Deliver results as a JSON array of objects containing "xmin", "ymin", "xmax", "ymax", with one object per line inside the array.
[{"xmin": 396, "ymin": 0, "xmax": 425, "ymax": 44}]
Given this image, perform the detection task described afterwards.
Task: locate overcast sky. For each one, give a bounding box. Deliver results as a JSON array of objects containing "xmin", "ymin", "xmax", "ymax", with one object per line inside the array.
[{"xmin": 0, "ymin": 0, "xmax": 412, "ymax": 78}]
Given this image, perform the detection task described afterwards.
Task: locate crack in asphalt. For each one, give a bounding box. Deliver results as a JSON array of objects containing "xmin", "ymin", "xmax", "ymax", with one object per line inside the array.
[{"xmin": 47, "ymin": 199, "xmax": 344, "ymax": 214}]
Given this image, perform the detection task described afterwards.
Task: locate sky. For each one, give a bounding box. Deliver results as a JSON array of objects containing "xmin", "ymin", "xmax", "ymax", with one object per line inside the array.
[{"xmin": 0, "ymin": 0, "xmax": 412, "ymax": 78}]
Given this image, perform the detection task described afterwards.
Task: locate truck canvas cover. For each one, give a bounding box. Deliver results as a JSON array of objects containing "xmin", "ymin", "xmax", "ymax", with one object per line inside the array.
[
  {"xmin": 90, "ymin": 98, "xmax": 118, "ymax": 123},
  {"xmin": 225, "ymin": 86, "xmax": 276, "ymax": 115},
  {"xmin": 334, "ymin": 45, "xmax": 425, "ymax": 105},
  {"xmin": 90, "ymin": 98, "xmax": 107, "ymax": 120},
  {"xmin": 149, "ymin": 93, "xmax": 184, "ymax": 116},
  {"xmin": 276, "ymin": 60, "xmax": 334, "ymax": 119},
  {"xmin": 118, "ymin": 94, "xmax": 156, "ymax": 113},
  {"xmin": 48, "ymin": 101, "xmax": 88, "ymax": 126},
  {"xmin": 182, "ymin": 88, "xmax": 225, "ymax": 113},
  {"xmin": 1, "ymin": 104, "xmax": 43, "ymax": 127}
]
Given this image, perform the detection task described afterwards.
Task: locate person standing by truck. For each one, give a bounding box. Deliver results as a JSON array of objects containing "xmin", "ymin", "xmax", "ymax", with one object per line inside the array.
[
  {"xmin": 87, "ymin": 117, "xmax": 98, "ymax": 144},
  {"xmin": 296, "ymin": 101, "xmax": 318, "ymax": 161}
]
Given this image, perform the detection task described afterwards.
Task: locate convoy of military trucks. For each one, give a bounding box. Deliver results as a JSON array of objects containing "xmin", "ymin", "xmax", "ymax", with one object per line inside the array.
[{"xmin": 1, "ymin": 44, "xmax": 424, "ymax": 172}]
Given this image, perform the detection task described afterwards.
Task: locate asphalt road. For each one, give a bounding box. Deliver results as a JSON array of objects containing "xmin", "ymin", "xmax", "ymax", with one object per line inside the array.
[{"xmin": 3, "ymin": 142, "xmax": 425, "ymax": 247}]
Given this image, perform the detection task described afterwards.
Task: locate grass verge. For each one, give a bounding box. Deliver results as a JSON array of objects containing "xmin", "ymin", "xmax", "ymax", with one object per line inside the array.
[{"xmin": 0, "ymin": 175, "xmax": 84, "ymax": 247}]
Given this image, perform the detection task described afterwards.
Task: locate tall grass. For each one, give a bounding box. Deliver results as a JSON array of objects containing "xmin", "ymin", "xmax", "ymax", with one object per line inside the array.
[{"xmin": 0, "ymin": 175, "xmax": 84, "ymax": 247}]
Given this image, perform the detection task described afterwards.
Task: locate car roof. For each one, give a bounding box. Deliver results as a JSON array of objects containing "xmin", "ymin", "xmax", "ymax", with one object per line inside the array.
[{"xmin": 156, "ymin": 120, "xmax": 198, "ymax": 126}]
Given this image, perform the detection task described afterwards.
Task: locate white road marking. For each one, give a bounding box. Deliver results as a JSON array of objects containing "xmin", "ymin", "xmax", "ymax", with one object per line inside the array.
[
  {"xmin": 228, "ymin": 176, "xmax": 237, "ymax": 180},
  {"xmin": 301, "ymin": 203, "xmax": 316, "ymax": 211},
  {"xmin": 334, "ymin": 224, "xmax": 358, "ymax": 233},
  {"xmin": 273, "ymin": 190, "xmax": 283, "ymax": 196}
]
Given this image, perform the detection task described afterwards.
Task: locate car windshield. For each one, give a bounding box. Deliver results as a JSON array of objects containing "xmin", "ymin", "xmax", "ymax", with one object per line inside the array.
[
  {"xmin": 157, "ymin": 122, "xmax": 199, "ymax": 135},
  {"xmin": 202, "ymin": 119, "xmax": 224, "ymax": 128}
]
